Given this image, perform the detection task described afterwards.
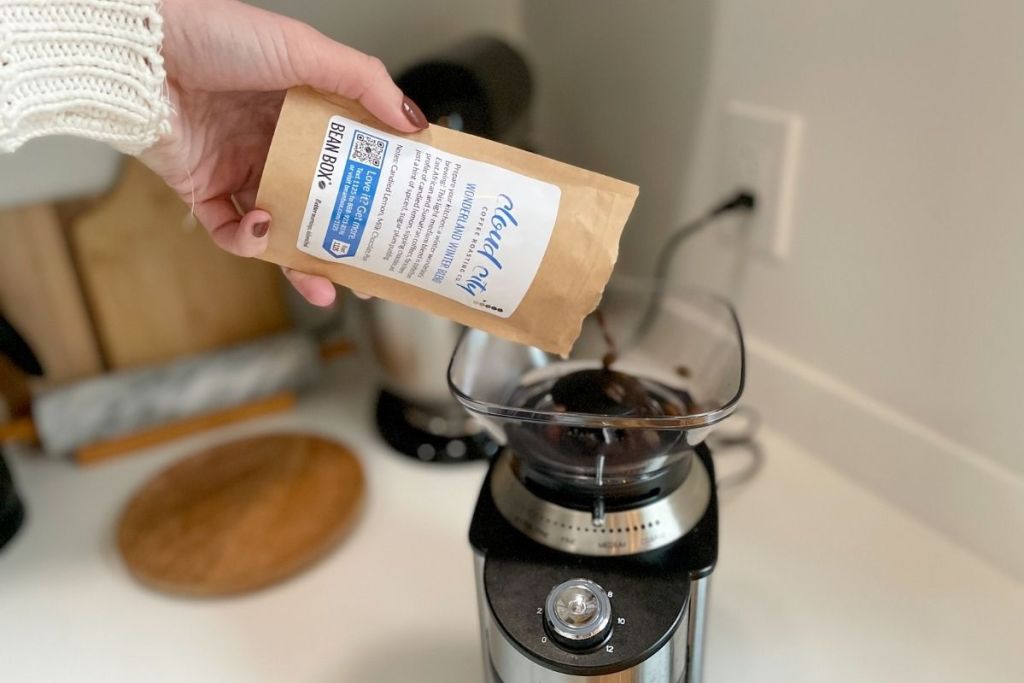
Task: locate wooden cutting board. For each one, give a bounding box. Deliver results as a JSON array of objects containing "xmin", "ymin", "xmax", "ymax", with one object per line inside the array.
[
  {"xmin": 117, "ymin": 433, "xmax": 364, "ymax": 597},
  {"xmin": 70, "ymin": 160, "xmax": 290, "ymax": 370},
  {"xmin": 0, "ymin": 203, "xmax": 104, "ymax": 383}
]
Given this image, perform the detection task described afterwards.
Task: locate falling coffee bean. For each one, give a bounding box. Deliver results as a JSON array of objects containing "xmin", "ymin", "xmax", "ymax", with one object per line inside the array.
[
  {"xmin": 594, "ymin": 310, "xmax": 619, "ymax": 370},
  {"xmin": 549, "ymin": 309, "xmax": 659, "ymax": 417}
]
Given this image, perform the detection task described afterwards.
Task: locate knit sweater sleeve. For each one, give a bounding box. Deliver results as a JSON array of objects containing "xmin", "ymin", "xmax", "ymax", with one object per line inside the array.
[{"xmin": 0, "ymin": 0, "xmax": 170, "ymax": 155}]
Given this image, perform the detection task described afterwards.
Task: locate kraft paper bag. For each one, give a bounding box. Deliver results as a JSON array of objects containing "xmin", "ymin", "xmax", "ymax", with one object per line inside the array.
[{"xmin": 256, "ymin": 87, "xmax": 638, "ymax": 356}]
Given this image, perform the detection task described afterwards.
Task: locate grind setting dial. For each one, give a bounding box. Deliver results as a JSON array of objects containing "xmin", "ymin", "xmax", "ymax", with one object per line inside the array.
[{"xmin": 544, "ymin": 578, "xmax": 613, "ymax": 650}]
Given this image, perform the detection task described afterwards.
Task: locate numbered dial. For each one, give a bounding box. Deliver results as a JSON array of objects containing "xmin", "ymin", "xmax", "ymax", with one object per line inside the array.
[{"xmin": 544, "ymin": 579, "xmax": 613, "ymax": 650}]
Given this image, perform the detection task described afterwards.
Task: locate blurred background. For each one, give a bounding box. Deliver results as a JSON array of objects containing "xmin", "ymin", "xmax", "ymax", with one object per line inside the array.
[{"xmin": 1, "ymin": 1, "xmax": 1022, "ymax": 682}]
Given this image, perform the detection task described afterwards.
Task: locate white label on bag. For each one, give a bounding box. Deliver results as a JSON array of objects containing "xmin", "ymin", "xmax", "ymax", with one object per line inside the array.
[{"xmin": 298, "ymin": 115, "xmax": 561, "ymax": 318}]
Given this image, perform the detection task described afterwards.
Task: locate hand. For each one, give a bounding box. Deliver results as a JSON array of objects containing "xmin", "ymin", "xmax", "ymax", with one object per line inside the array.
[{"xmin": 140, "ymin": 0, "xmax": 427, "ymax": 306}]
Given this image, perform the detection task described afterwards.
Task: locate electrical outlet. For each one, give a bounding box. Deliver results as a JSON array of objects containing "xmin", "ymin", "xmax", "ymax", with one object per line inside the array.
[{"xmin": 717, "ymin": 102, "xmax": 803, "ymax": 259}]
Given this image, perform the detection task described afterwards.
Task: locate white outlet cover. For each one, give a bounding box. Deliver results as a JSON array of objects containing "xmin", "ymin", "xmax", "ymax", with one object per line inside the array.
[{"xmin": 717, "ymin": 102, "xmax": 803, "ymax": 259}]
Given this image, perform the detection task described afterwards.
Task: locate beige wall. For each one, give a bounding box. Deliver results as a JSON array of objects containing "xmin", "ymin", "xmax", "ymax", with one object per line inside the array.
[
  {"xmin": 521, "ymin": 1, "xmax": 717, "ymax": 278},
  {"xmin": 251, "ymin": 0, "xmax": 525, "ymax": 73}
]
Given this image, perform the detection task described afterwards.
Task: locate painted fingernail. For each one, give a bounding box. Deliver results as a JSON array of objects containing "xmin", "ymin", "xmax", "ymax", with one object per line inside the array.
[
  {"xmin": 252, "ymin": 221, "xmax": 270, "ymax": 238},
  {"xmin": 402, "ymin": 96, "xmax": 428, "ymax": 130}
]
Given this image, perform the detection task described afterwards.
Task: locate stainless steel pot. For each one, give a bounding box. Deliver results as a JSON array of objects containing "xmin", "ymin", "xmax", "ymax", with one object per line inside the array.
[{"xmin": 365, "ymin": 300, "xmax": 466, "ymax": 418}]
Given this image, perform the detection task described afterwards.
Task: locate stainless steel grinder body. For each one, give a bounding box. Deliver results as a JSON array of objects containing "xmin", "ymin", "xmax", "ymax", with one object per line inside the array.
[{"xmin": 468, "ymin": 447, "xmax": 719, "ymax": 683}]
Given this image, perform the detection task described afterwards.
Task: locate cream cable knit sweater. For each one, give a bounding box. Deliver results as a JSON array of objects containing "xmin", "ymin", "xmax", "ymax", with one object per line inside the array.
[{"xmin": 0, "ymin": 0, "xmax": 169, "ymax": 154}]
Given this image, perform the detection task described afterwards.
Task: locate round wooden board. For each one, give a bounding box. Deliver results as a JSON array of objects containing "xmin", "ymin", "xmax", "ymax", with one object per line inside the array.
[{"xmin": 117, "ymin": 433, "xmax": 364, "ymax": 597}]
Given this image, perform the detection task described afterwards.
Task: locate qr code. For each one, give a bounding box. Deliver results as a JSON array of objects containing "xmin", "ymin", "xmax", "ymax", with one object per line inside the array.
[
  {"xmin": 330, "ymin": 239, "xmax": 350, "ymax": 256},
  {"xmin": 350, "ymin": 131, "xmax": 386, "ymax": 168}
]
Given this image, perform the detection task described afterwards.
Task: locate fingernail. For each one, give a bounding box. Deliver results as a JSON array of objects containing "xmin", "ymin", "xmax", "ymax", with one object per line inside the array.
[
  {"xmin": 402, "ymin": 96, "xmax": 428, "ymax": 130},
  {"xmin": 252, "ymin": 221, "xmax": 270, "ymax": 238}
]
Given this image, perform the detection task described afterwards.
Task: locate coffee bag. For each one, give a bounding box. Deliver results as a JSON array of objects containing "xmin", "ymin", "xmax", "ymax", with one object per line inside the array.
[{"xmin": 255, "ymin": 87, "xmax": 638, "ymax": 356}]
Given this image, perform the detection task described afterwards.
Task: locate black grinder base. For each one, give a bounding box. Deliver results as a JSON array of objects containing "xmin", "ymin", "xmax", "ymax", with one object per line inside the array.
[{"xmin": 375, "ymin": 390, "xmax": 498, "ymax": 464}]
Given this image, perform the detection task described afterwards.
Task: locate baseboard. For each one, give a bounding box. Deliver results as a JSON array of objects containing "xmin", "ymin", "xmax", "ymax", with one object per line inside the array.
[{"xmin": 742, "ymin": 334, "xmax": 1024, "ymax": 582}]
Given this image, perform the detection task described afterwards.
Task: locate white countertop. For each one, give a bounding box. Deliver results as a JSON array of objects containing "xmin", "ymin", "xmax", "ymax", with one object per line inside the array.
[{"xmin": 2, "ymin": 358, "xmax": 1023, "ymax": 682}]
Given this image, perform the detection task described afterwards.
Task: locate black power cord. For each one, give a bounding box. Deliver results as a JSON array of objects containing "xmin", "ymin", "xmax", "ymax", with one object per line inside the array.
[
  {"xmin": 628, "ymin": 189, "xmax": 764, "ymax": 492},
  {"xmin": 708, "ymin": 405, "xmax": 764, "ymax": 490},
  {"xmin": 632, "ymin": 189, "xmax": 757, "ymax": 343}
]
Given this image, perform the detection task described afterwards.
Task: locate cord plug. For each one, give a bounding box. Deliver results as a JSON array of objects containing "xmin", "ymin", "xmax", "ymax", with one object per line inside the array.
[{"xmin": 710, "ymin": 189, "xmax": 757, "ymax": 218}]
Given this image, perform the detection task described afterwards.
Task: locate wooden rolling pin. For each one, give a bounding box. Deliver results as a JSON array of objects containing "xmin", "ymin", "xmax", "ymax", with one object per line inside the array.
[{"xmin": 0, "ymin": 333, "xmax": 354, "ymax": 465}]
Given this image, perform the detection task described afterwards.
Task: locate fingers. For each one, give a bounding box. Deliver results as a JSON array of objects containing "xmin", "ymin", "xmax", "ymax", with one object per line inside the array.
[
  {"xmin": 285, "ymin": 26, "xmax": 427, "ymax": 133},
  {"xmin": 192, "ymin": 202, "xmax": 340, "ymax": 309},
  {"xmin": 194, "ymin": 201, "xmax": 271, "ymax": 258},
  {"xmin": 282, "ymin": 267, "xmax": 337, "ymax": 307}
]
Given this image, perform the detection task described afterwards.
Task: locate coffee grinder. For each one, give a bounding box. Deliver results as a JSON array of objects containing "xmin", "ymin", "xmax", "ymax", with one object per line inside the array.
[{"xmin": 447, "ymin": 284, "xmax": 745, "ymax": 682}]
